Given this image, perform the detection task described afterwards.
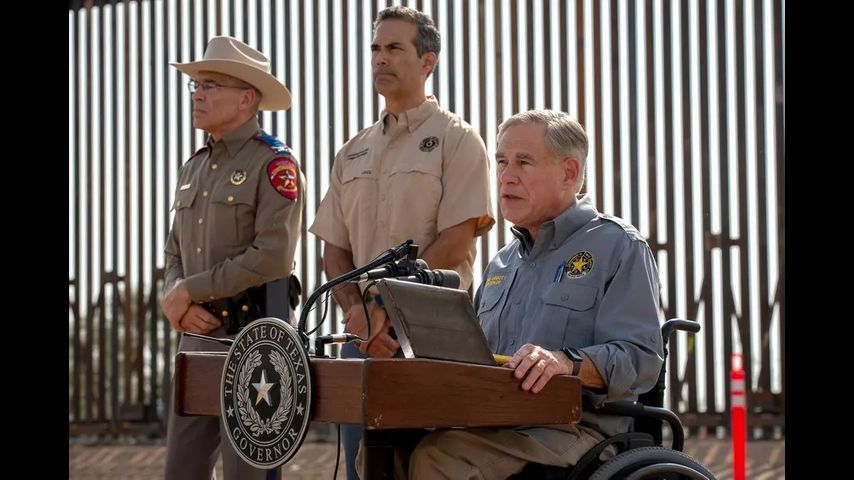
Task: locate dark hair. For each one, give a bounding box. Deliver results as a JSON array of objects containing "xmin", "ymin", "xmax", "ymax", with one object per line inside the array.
[{"xmin": 374, "ymin": 6, "xmax": 441, "ymax": 58}]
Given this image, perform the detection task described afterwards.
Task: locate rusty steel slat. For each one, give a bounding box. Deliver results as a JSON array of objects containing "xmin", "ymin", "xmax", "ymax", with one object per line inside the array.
[
  {"xmin": 510, "ymin": 0, "xmax": 518, "ymax": 116},
  {"xmin": 609, "ymin": 0, "xmax": 621, "ymax": 217},
  {"xmin": 525, "ymin": 0, "xmax": 534, "ymax": 109},
  {"xmin": 559, "ymin": 0, "xmax": 568, "ymax": 114},
  {"xmin": 284, "ymin": 0, "xmax": 291, "ymax": 139},
  {"xmin": 698, "ymin": 0, "xmax": 717, "ymax": 436},
  {"xmin": 772, "ymin": 0, "xmax": 785, "ymax": 407},
  {"xmin": 752, "ymin": 0, "xmax": 772, "ymax": 397},
  {"xmin": 592, "ymin": 0, "xmax": 602, "ymax": 211},
  {"xmin": 71, "ymin": 1, "xmax": 82, "ymax": 424},
  {"xmin": 122, "ymin": 0, "xmax": 133, "ymax": 408},
  {"xmin": 477, "ymin": 0, "xmax": 489, "ymax": 275},
  {"xmin": 446, "ymin": 0, "xmax": 456, "ymax": 111},
  {"xmin": 147, "ymin": 0, "xmax": 160, "ymax": 420},
  {"xmin": 462, "ymin": 0, "xmax": 470, "ymax": 121},
  {"xmin": 644, "ymin": 0, "xmax": 657, "ymax": 244},
  {"xmin": 311, "ymin": 0, "xmax": 321, "ymax": 332},
  {"xmin": 679, "ymin": 0, "xmax": 699, "ymax": 415},
  {"xmin": 660, "ymin": 0, "xmax": 680, "ymax": 410},
  {"xmin": 371, "ymin": 0, "xmax": 380, "ymax": 121},
  {"xmin": 714, "ymin": 0, "xmax": 736, "ymax": 423},
  {"xmin": 732, "ymin": 0, "xmax": 755, "ymax": 437},
  {"xmin": 109, "ymin": 0, "xmax": 121, "ymax": 431},
  {"xmin": 627, "ymin": 0, "xmax": 639, "ymax": 227},
  {"xmin": 97, "ymin": 0, "xmax": 108, "ymax": 423},
  {"xmin": 493, "ymin": 0, "xmax": 505, "ymax": 248},
  {"xmin": 84, "ymin": 3, "xmax": 95, "ymax": 423},
  {"xmin": 432, "ymin": 0, "xmax": 439, "ymax": 96},
  {"xmin": 575, "ymin": 0, "xmax": 585, "ymax": 126}
]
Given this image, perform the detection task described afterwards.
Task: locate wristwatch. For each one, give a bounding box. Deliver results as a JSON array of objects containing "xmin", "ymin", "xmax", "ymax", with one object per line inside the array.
[{"xmin": 561, "ymin": 347, "xmax": 583, "ymax": 376}]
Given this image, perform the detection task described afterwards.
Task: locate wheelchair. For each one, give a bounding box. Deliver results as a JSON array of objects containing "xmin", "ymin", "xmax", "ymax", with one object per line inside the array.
[{"xmin": 510, "ymin": 319, "xmax": 716, "ymax": 480}]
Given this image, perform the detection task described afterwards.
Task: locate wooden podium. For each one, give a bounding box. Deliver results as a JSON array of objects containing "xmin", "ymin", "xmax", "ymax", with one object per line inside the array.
[{"xmin": 175, "ymin": 352, "xmax": 582, "ymax": 478}]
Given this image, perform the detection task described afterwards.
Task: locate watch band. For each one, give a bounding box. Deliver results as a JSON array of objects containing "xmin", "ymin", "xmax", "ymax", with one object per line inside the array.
[{"xmin": 561, "ymin": 347, "xmax": 583, "ymax": 376}]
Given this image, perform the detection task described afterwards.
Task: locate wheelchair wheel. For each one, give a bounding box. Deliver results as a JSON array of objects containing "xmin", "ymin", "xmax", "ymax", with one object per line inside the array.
[{"xmin": 589, "ymin": 446, "xmax": 715, "ymax": 480}]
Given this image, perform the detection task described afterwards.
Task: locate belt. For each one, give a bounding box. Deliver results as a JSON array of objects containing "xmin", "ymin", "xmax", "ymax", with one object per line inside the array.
[{"xmin": 202, "ymin": 286, "xmax": 266, "ymax": 335}]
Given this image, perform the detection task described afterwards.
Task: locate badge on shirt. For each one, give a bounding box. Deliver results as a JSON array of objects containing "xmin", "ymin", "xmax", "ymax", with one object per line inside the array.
[
  {"xmin": 419, "ymin": 136, "xmax": 440, "ymax": 152},
  {"xmin": 485, "ymin": 275, "xmax": 506, "ymax": 287},
  {"xmin": 267, "ymin": 157, "xmax": 299, "ymax": 200},
  {"xmin": 230, "ymin": 170, "xmax": 247, "ymax": 186},
  {"xmin": 564, "ymin": 251, "xmax": 594, "ymax": 279}
]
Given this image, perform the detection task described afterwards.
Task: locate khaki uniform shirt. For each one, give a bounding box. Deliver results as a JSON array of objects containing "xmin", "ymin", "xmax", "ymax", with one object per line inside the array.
[
  {"xmin": 310, "ymin": 97, "xmax": 494, "ymax": 289},
  {"xmin": 163, "ymin": 117, "xmax": 305, "ymax": 302}
]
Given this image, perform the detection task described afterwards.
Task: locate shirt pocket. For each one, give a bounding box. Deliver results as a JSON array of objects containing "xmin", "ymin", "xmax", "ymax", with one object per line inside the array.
[
  {"xmin": 539, "ymin": 283, "xmax": 598, "ymax": 350},
  {"xmin": 386, "ymin": 158, "xmax": 443, "ymax": 238},
  {"xmin": 477, "ymin": 270, "xmax": 516, "ymax": 347},
  {"xmin": 211, "ymin": 186, "xmax": 257, "ymax": 247},
  {"xmin": 172, "ymin": 186, "xmax": 198, "ymax": 249}
]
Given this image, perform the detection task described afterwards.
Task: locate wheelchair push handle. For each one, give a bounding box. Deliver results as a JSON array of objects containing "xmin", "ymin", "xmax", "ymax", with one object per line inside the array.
[{"xmin": 661, "ymin": 319, "xmax": 700, "ymax": 347}]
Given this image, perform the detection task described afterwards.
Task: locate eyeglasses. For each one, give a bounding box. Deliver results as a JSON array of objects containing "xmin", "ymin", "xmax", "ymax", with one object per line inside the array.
[{"xmin": 187, "ymin": 79, "xmax": 250, "ymax": 94}]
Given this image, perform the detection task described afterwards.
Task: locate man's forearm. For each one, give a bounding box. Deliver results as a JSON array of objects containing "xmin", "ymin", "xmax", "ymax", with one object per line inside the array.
[
  {"xmin": 322, "ymin": 243, "xmax": 363, "ymax": 310},
  {"xmin": 420, "ymin": 218, "xmax": 478, "ymax": 269}
]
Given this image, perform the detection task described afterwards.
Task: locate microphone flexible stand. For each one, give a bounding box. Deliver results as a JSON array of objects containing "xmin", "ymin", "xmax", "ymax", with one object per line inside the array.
[{"xmin": 297, "ymin": 240, "xmax": 415, "ymax": 353}]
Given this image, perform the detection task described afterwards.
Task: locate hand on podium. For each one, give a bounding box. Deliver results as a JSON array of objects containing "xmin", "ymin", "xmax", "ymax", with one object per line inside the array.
[{"xmin": 342, "ymin": 302, "xmax": 400, "ymax": 358}]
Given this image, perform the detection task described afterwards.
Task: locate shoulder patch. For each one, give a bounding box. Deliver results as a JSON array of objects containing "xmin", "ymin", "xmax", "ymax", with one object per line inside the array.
[
  {"xmin": 267, "ymin": 157, "xmax": 299, "ymax": 200},
  {"xmin": 254, "ymin": 132, "xmax": 293, "ymax": 156}
]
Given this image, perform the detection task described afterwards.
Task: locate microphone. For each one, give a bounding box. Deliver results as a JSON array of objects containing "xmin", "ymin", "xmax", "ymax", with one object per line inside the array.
[
  {"xmin": 394, "ymin": 269, "xmax": 461, "ymax": 289},
  {"xmin": 352, "ymin": 259, "xmax": 429, "ymax": 282}
]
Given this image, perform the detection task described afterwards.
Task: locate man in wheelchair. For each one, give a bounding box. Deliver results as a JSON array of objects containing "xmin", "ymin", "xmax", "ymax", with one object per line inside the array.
[{"xmin": 403, "ymin": 110, "xmax": 697, "ymax": 479}]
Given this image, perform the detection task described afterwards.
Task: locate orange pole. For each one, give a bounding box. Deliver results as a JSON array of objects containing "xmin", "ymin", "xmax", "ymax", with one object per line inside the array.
[{"xmin": 731, "ymin": 353, "xmax": 747, "ymax": 480}]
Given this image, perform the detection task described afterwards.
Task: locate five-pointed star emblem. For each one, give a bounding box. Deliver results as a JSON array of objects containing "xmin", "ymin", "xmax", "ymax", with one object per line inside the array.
[{"xmin": 252, "ymin": 369, "xmax": 277, "ymax": 406}]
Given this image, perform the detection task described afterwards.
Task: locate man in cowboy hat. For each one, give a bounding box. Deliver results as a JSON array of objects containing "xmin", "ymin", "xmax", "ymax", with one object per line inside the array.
[{"xmin": 160, "ymin": 35, "xmax": 304, "ymax": 480}]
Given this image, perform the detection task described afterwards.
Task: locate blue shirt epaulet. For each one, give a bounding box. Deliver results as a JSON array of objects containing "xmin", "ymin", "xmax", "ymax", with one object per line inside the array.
[
  {"xmin": 254, "ymin": 132, "xmax": 293, "ymax": 157},
  {"xmin": 599, "ymin": 213, "xmax": 644, "ymax": 240}
]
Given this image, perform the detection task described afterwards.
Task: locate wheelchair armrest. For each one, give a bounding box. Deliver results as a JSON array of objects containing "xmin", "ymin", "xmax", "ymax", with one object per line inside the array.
[{"xmin": 584, "ymin": 398, "xmax": 686, "ymax": 452}]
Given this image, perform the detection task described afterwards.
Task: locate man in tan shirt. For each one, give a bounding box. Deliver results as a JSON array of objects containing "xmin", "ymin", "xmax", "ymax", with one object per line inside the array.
[
  {"xmin": 160, "ymin": 36, "xmax": 304, "ymax": 480},
  {"xmin": 309, "ymin": 6, "xmax": 493, "ymax": 479}
]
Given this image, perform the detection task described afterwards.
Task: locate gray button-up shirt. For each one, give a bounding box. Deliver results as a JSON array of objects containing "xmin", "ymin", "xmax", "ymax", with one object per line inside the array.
[{"xmin": 474, "ymin": 195, "xmax": 664, "ymax": 436}]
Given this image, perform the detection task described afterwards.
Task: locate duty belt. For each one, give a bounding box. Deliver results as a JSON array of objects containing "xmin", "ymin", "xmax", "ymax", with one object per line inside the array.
[{"xmin": 202, "ymin": 286, "xmax": 266, "ymax": 335}]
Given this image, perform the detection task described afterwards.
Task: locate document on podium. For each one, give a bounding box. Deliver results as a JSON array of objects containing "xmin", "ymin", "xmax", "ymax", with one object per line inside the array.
[{"xmin": 375, "ymin": 279, "xmax": 498, "ymax": 366}]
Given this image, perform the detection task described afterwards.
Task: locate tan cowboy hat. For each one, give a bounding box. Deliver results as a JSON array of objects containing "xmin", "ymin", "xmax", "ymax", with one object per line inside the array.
[{"xmin": 170, "ymin": 36, "xmax": 291, "ymax": 111}]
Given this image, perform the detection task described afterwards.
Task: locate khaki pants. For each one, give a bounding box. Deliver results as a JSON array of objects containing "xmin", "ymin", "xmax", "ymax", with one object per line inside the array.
[{"xmin": 358, "ymin": 425, "xmax": 606, "ymax": 480}]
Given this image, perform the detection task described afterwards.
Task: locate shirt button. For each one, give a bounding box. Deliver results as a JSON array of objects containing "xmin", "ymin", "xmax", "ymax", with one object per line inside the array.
[
  {"xmin": 196, "ymin": 247, "xmax": 202, "ymax": 254},
  {"xmin": 227, "ymin": 195, "xmax": 234, "ymax": 202},
  {"xmin": 198, "ymin": 218, "xmax": 204, "ymax": 224},
  {"xmin": 530, "ymin": 262, "xmax": 536, "ymax": 268},
  {"xmin": 211, "ymin": 163, "xmax": 218, "ymax": 170},
  {"xmin": 203, "ymin": 191, "xmax": 209, "ymax": 197},
  {"xmin": 176, "ymin": 201, "xmax": 181, "ymax": 207}
]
